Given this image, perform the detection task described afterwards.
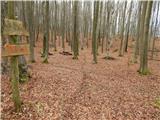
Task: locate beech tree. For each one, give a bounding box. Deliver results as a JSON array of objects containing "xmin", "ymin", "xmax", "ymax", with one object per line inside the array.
[
  {"xmin": 54, "ymin": 1, "xmax": 57, "ymax": 51},
  {"xmin": 138, "ymin": 1, "xmax": 147, "ymax": 73},
  {"xmin": 72, "ymin": 1, "xmax": 79, "ymax": 59},
  {"xmin": 43, "ymin": 1, "xmax": 49, "ymax": 63},
  {"xmin": 124, "ymin": 1, "xmax": 133, "ymax": 52},
  {"xmin": 27, "ymin": 1, "xmax": 35, "ymax": 62},
  {"xmin": 132, "ymin": 2, "xmax": 142, "ymax": 63},
  {"xmin": 119, "ymin": 1, "xmax": 127, "ymax": 56},
  {"xmin": 92, "ymin": 1, "xmax": 99, "ymax": 63},
  {"xmin": 151, "ymin": 2, "xmax": 159, "ymax": 59},
  {"xmin": 139, "ymin": 1, "xmax": 153, "ymax": 74}
]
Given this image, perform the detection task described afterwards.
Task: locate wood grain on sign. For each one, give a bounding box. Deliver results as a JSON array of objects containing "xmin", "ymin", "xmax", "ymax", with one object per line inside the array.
[{"xmin": 2, "ymin": 44, "xmax": 30, "ymax": 57}]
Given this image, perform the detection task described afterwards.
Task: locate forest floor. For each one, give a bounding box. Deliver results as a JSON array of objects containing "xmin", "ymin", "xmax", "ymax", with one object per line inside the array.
[{"xmin": 1, "ymin": 38, "xmax": 160, "ymax": 120}]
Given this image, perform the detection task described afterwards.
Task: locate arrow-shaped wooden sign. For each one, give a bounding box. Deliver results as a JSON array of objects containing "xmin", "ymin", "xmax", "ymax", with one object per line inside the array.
[{"xmin": 2, "ymin": 44, "xmax": 30, "ymax": 57}]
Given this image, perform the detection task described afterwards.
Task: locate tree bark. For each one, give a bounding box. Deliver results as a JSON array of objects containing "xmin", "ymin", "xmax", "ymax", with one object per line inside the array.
[
  {"xmin": 132, "ymin": 2, "xmax": 142, "ymax": 63},
  {"xmin": 151, "ymin": 2, "xmax": 159, "ymax": 59},
  {"xmin": 139, "ymin": 1, "xmax": 153, "ymax": 74},
  {"xmin": 43, "ymin": 1, "xmax": 49, "ymax": 63},
  {"xmin": 124, "ymin": 1, "xmax": 133, "ymax": 52},
  {"xmin": 92, "ymin": 1, "xmax": 99, "ymax": 63},
  {"xmin": 8, "ymin": 1, "xmax": 21, "ymax": 112},
  {"xmin": 27, "ymin": 1, "xmax": 35, "ymax": 62},
  {"xmin": 73, "ymin": 1, "xmax": 79, "ymax": 59},
  {"xmin": 119, "ymin": 1, "xmax": 127, "ymax": 56}
]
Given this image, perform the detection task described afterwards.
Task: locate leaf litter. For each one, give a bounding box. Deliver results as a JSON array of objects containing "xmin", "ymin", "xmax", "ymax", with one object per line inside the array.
[{"xmin": 1, "ymin": 40, "xmax": 160, "ymax": 120}]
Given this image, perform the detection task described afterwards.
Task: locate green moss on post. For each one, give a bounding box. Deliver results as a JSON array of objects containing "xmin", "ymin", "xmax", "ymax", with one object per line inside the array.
[
  {"xmin": 10, "ymin": 51, "xmax": 21, "ymax": 112},
  {"xmin": 8, "ymin": 1, "xmax": 21, "ymax": 112}
]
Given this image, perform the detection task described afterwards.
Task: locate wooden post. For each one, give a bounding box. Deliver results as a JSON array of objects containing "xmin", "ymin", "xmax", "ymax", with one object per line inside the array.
[
  {"xmin": 10, "ymin": 36, "xmax": 21, "ymax": 112},
  {"xmin": 4, "ymin": 1, "xmax": 29, "ymax": 111}
]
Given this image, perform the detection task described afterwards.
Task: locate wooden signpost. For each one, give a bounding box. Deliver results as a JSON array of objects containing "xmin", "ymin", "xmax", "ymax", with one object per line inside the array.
[
  {"xmin": 2, "ymin": 18, "xmax": 30, "ymax": 57},
  {"xmin": 2, "ymin": 18, "xmax": 29, "ymax": 112},
  {"xmin": 2, "ymin": 44, "xmax": 30, "ymax": 57}
]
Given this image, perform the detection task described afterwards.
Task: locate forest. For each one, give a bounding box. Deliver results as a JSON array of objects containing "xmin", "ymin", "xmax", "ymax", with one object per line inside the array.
[{"xmin": 1, "ymin": 0, "xmax": 160, "ymax": 119}]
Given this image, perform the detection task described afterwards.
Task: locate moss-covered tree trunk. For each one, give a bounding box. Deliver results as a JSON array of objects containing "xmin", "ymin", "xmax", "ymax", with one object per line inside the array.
[
  {"xmin": 27, "ymin": 1, "xmax": 35, "ymax": 62},
  {"xmin": 124, "ymin": 1, "xmax": 133, "ymax": 52},
  {"xmin": 151, "ymin": 2, "xmax": 159, "ymax": 59},
  {"xmin": 62, "ymin": 1, "xmax": 66, "ymax": 52},
  {"xmin": 92, "ymin": 1, "xmax": 99, "ymax": 63},
  {"xmin": 54, "ymin": 1, "xmax": 57, "ymax": 51},
  {"xmin": 8, "ymin": 1, "xmax": 21, "ymax": 112},
  {"xmin": 97, "ymin": 1, "xmax": 103, "ymax": 54},
  {"xmin": 105, "ymin": 2, "xmax": 111, "ymax": 59},
  {"xmin": 43, "ymin": 1, "xmax": 49, "ymax": 63},
  {"xmin": 42, "ymin": 2, "xmax": 46, "ymax": 57},
  {"xmin": 132, "ymin": 2, "xmax": 142, "ymax": 63},
  {"xmin": 73, "ymin": 1, "xmax": 79, "ymax": 59},
  {"xmin": 139, "ymin": 1, "xmax": 153, "ymax": 75},
  {"xmin": 138, "ymin": 1, "xmax": 147, "ymax": 73},
  {"xmin": 119, "ymin": 1, "xmax": 127, "ymax": 56},
  {"xmin": 101, "ymin": 3, "xmax": 107, "ymax": 53}
]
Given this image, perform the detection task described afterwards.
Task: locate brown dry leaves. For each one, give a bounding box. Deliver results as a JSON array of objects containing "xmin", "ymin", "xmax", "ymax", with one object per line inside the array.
[{"xmin": 1, "ymin": 39, "xmax": 160, "ymax": 120}]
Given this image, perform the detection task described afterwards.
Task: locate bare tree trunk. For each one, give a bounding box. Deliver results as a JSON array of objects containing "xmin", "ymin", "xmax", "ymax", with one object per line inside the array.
[
  {"xmin": 124, "ymin": 1, "xmax": 133, "ymax": 52},
  {"xmin": 54, "ymin": 1, "xmax": 57, "ymax": 51},
  {"xmin": 132, "ymin": 2, "xmax": 142, "ymax": 63},
  {"xmin": 119, "ymin": 1, "xmax": 127, "ymax": 56},
  {"xmin": 27, "ymin": 1, "xmax": 35, "ymax": 62},
  {"xmin": 97, "ymin": 1, "xmax": 103, "ymax": 54},
  {"xmin": 73, "ymin": 1, "xmax": 79, "ymax": 59},
  {"xmin": 92, "ymin": 1, "xmax": 99, "ymax": 63},
  {"xmin": 139, "ymin": 1, "xmax": 148, "ymax": 72},
  {"xmin": 43, "ymin": 1, "xmax": 49, "ymax": 63},
  {"xmin": 139, "ymin": 1, "xmax": 153, "ymax": 74},
  {"xmin": 105, "ymin": 2, "xmax": 111, "ymax": 59},
  {"xmin": 62, "ymin": 1, "xmax": 66, "ymax": 52},
  {"xmin": 151, "ymin": 2, "xmax": 159, "ymax": 59},
  {"xmin": 101, "ymin": 2, "xmax": 107, "ymax": 53}
]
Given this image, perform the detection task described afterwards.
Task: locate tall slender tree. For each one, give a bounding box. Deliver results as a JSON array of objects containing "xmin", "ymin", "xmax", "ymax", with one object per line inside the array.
[
  {"xmin": 73, "ymin": 1, "xmax": 79, "ymax": 59},
  {"xmin": 92, "ymin": 1, "xmax": 99, "ymax": 63},
  {"xmin": 101, "ymin": 2, "xmax": 107, "ymax": 53},
  {"xmin": 151, "ymin": 2, "xmax": 159, "ymax": 59},
  {"xmin": 105, "ymin": 1, "xmax": 112, "ymax": 59},
  {"xmin": 54, "ymin": 1, "xmax": 57, "ymax": 51},
  {"xmin": 27, "ymin": 1, "xmax": 35, "ymax": 62},
  {"xmin": 138, "ymin": 1, "xmax": 148, "ymax": 73},
  {"xmin": 132, "ymin": 2, "xmax": 142, "ymax": 63},
  {"xmin": 124, "ymin": 1, "xmax": 133, "ymax": 52},
  {"xmin": 139, "ymin": 1, "xmax": 153, "ymax": 74},
  {"xmin": 61, "ymin": 1, "xmax": 66, "ymax": 52},
  {"xmin": 119, "ymin": 1, "xmax": 127, "ymax": 56},
  {"xmin": 43, "ymin": 1, "xmax": 49, "ymax": 63}
]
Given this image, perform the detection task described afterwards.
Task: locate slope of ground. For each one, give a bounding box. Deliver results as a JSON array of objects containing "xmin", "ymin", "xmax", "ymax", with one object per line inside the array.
[{"xmin": 1, "ymin": 38, "xmax": 160, "ymax": 120}]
